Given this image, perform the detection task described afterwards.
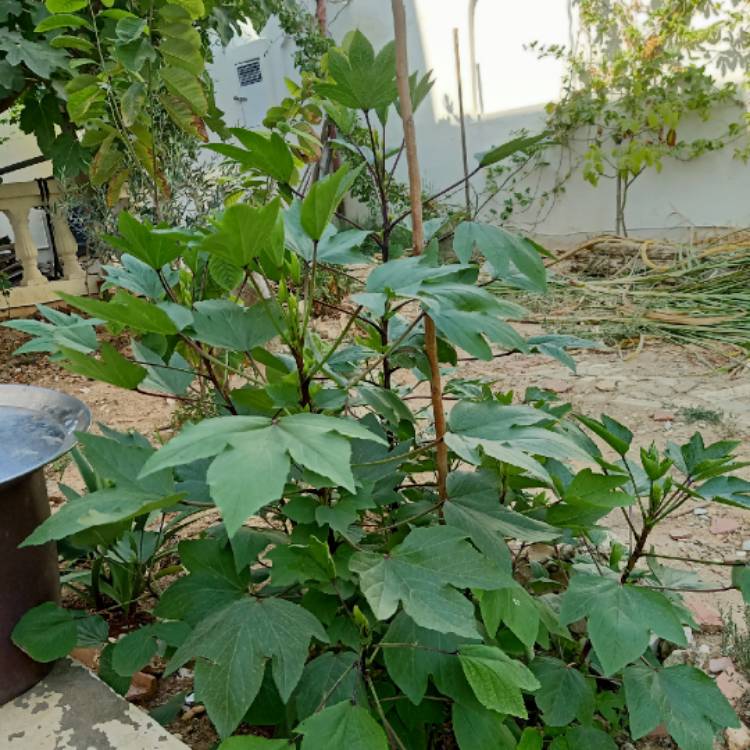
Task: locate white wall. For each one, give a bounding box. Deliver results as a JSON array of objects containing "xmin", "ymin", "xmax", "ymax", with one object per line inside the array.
[{"xmin": 208, "ymin": 0, "xmax": 750, "ymax": 241}]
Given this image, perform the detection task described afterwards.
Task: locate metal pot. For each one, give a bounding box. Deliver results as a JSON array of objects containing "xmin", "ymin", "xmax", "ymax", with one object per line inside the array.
[{"xmin": 0, "ymin": 384, "xmax": 90, "ymax": 705}]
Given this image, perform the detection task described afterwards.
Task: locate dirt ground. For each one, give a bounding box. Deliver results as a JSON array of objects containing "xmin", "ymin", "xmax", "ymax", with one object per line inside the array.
[{"xmin": 2, "ymin": 319, "xmax": 749, "ymax": 748}]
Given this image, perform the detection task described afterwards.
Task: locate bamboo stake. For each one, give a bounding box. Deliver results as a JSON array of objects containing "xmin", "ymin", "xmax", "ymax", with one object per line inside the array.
[
  {"xmin": 453, "ymin": 28, "xmax": 471, "ymax": 214},
  {"xmin": 391, "ymin": 0, "xmax": 449, "ymax": 503}
]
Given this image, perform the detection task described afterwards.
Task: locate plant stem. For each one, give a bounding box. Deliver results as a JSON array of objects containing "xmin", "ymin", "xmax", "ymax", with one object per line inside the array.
[
  {"xmin": 391, "ymin": 0, "xmax": 449, "ymax": 503},
  {"xmin": 366, "ymin": 674, "xmax": 408, "ymax": 750}
]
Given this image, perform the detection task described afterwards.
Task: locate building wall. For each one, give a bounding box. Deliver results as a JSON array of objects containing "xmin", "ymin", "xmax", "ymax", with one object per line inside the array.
[
  {"xmin": 208, "ymin": 0, "xmax": 750, "ymax": 242},
  {"xmin": 2, "ymin": 1, "xmax": 747, "ymax": 248}
]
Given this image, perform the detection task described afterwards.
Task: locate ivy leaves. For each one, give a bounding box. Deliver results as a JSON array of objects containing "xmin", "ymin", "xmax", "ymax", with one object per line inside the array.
[
  {"xmin": 166, "ymin": 597, "xmax": 327, "ymax": 737},
  {"xmin": 141, "ymin": 414, "xmax": 385, "ymax": 536},
  {"xmin": 350, "ymin": 526, "xmax": 511, "ymax": 637}
]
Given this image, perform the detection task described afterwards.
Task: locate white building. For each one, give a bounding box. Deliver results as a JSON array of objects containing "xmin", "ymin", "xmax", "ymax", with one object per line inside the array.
[{"xmin": 2, "ymin": 0, "xmax": 749, "ymax": 258}]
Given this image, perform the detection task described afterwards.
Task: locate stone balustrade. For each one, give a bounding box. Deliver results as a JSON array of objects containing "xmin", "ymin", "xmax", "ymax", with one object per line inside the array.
[{"xmin": 0, "ymin": 180, "xmax": 94, "ymax": 310}]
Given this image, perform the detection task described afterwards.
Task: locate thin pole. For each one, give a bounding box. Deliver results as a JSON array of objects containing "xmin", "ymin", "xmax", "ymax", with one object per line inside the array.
[
  {"xmin": 453, "ymin": 28, "xmax": 471, "ymax": 214},
  {"xmin": 391, "ymin": 0, "xmax": 449, "ymax": 504}
]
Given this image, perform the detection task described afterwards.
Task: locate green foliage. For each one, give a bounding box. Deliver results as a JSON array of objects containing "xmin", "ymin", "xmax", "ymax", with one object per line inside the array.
[
  {"xmin": 6, "ymin": 29, "xmax": 750, "ymax": 750},
  {"xmin": 537, "ymin": 0, "xmax": 748, "ymax": 233}
]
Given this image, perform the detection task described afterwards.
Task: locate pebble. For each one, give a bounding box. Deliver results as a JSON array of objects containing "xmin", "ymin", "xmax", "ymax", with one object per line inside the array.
[
  {"xmin": 663, "ymin": 649, "xmax": 689, "ymax": 667},
  {"xmin": 685, "ymin": 596, "xmax": 723, "ymax": 634},
  {"xmin": 709, "ymin": 657, "xmax": 733, "ymax": 674},
  {"xmin": 717, "ymin": 665, "xmax": 750, "ymax": 705},
  {"xmin": 694, "ymin": 507, "xmax": 709, "ymax": 516},
  {"xmin": 711, "ymin": 517, "xmax": 740, "ymax": 535},
  {"xmin": 595, "ymin": 379, "xmax": 617, "ymax": 392},
  {"xmin": 726, "ymin": 724, "xmax": 750, "ymax": 750},
  {"xmin": 182, "ymin": 705, "xmax": 206, "ymax": 721},
  {"xmin": 737, "ymin": 551, "xmax": 747, "ymax": 559},
  {"xmin": 651, "ymin": 411, "xmax": 675, "ymax": 422},
  {"xmin": 125, "ymin": 671, "xmax": 157, "ymax": 703},
  {"xmin": 743, "ymin": 540, "xmax": 750, "ymax": 552}
]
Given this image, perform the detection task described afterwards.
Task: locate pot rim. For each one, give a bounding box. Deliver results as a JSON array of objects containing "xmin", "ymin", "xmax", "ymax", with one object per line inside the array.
[{"xmin": 0, "ymin": 384, "xmax": 91, "ymax": 487}]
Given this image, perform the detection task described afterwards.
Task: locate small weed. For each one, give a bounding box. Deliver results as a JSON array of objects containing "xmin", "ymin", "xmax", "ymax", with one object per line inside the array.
[
  {"xmin": 679, "ymin": 406, "xmax": 723, "ymax": 425},
  {"xmin": 721, "ymin": 606, "xmax": 750, "ymax": 677},
  {"xmin": 49, "ymin": 453, "xmax": 72, "ymax": 480}
]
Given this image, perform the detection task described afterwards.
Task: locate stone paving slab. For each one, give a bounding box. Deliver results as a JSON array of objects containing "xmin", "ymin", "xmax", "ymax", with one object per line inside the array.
[{"xmin": 0, "ymin": 658, "xmax": 188, "ymax": 749}]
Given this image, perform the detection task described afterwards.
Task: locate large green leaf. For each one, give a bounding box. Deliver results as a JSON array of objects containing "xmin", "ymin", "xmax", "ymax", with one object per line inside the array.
[
  {"xmin": 0, "ymin": 31, "xmax": 69, "ymax": 78},
  {"xmin": 76, "ymin": 430, "xmax": 173, "ymax": 495},
  {"xmin": 297, "ymin": 700, "xmax": 388, "ymax": 750},
  {"xmin": 316, "ymin": 31, "xmax": 397, "ymax": 111},
  {"xmin": 382, "ymin": 612, "xmax": 475, "ymax": 705},
  {"xmin": 444, "ymin": 472, "xmax": 559, "ymax": 573},
  {"xmin": 141, "ymin": 414, "xmax": 384, "ymax": 536},
  {"xmin": 477, "ymin": 132, "xmax": 550, "ymax": 168},
  {"xmin": 294, "ymin": 651, "xmax": 366, "ymax": 720},
  {"xmin": 453, "ymin": 221, "xmax": 546, "ymax": 292},
  {"xmin": 478, "ymin": 585, "xmax": 539, "ymax": 648},
  {"xmin": 59, "ymin": 342, "xmax": 146, "ymax": 389},
  {"xmin": 110, "ymin": 211, "xmax": 182, "ymax": 269},
  {"xmin": 458, "ymin": 644, "xmax": 540, "ymax": 718},
  {"xmin": 284, "ymin": 200, "xmax": 370, "ymax": 265},
  {"xmin": 22, "ymin": 487, "xmax": 181, "ymax": 546},
  {"xmin": 624, "ymin": 663, "xmax": 739, "ymax": 750},
  {"xmin": 531, "ymin": 657, "xmax": 594, "ymax": 726},
  {"xmin": 218, "ymin": 739, "xmax": 289, "ymax": 750},
  {"xmin": 166, "ymin": 597, "xmax": 327, "ymax": 737},
  {"xmin": 46, "ymin": 0, "xmax": 87, "ymax": 10},
  {"xmin": 300, "ymin": 165, "xmax": 360, "ymax": 241},
  {"xmin": 356, "ymin": 255, "xmax": 527, "ymax": 360},
  {"xmin": 131, "ymin": 340, "xmax": 194, "ymax": 396},
  {"xmin": 12, "ymin": 602, "xmax": 77, "ymax": 662},
  {"xmin": 191, "ymin": 299, "xmax": 283, "ymax": 351},
  {"xmin": 58, "ymin": 291, "xmax": 178, "ymax": 335},
  {"xmin": 206, "ymin": 128, "xmax": 293, "ymax": 182},
  {"xmin": 696, "ymin": 475, "xmax": 750, "ymax": 509},
  {"xmin": 448, "ymin": 400, "xmax": 592, "ymax": 465},
  {"xmin": 4, "ymin": 304, "xmax": 100, "ymax": 356},
  {"xmin": 350, "ymin": 526, "xmax": 511, "ymax": 637},
  {"xmin": 102, "ymin": 254, "xmax": 176, "ymax": 299},
  {"xmin": 204, "ymin": 200, "xmax": 281, "ymax": 267},
  {"xmin": 559, "ymin": 573, "xmax": 686, "ymax": 675},
  {"xmin": 162, "ymin": 66, "xmax": 207, "ymax": 115},
  {"xmin": 549, "ymin": 468, "xmax": 634, "ymax": 527},
  {"xmin": 452, "ymin": 702, "xmax": 516, "ymax": 750},
  {"xmin": 575, "ymin": 413, "xmax": 633, "ymax": 456}
]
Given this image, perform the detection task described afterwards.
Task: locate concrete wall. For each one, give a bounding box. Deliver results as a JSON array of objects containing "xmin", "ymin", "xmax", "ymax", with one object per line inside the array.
[
  {"xmin": 207, "ymin": 0, "xmax": 750, "ymax": 242},
  {"xmin": 2, "ymin": 1, "xmax": 747, "ymax": 245}
]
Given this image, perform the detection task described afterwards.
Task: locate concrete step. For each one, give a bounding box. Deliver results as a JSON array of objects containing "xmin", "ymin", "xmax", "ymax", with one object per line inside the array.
[{"xmin": 1, "ymin": 658, "xmax": 189, "ymax": 749}]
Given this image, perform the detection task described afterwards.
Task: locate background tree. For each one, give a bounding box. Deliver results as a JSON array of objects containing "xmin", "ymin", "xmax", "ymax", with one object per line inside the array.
[{"xmin": 538, "ymin": 0, "xmax": 748, "ymax": 235}]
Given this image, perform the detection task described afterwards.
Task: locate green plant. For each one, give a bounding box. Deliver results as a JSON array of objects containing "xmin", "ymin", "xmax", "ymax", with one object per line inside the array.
[
  {"xmin": 537, "ymin": 0, "xmax": 748, "ymax": 235},
  {"xmin": 6, "ymin": 21, "xmax": 750, "ymax": 750},
  {"xmin": 56, "ymin": 426, "xmax": 208, "ymax": 617},
  {"xmin": 722, "ymin": 606, "xmax": 750, "ymax": 678},
  {"xmin": 0, "ymin": 0, "xmax": 315, "ymax": 186},
  {"xmin": 680, "ymin": 406, "xmax": 724, "ymax": 426}
]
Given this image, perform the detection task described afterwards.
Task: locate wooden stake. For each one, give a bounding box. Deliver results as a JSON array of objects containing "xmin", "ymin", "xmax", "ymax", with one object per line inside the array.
[
  {"xmin": 453, "ymin": 28, "xmax": 471, "ymax": 214},
  {"xmin": 391, "ymin": 0, "xmax": 449, "ymax": 503}
]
